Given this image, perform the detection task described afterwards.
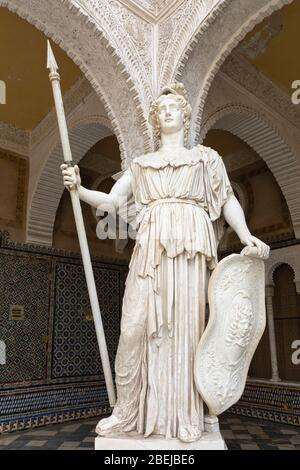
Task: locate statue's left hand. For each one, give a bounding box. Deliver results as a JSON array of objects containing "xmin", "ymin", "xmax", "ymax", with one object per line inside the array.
[{"xmin": 240, "ymin": 234, "xmax": 270, "ymax": 259}]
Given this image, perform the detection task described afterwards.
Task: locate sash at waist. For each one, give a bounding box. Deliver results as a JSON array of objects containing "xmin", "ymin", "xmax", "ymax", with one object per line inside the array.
[
  {"xmin": 147, "ymin": 197, "xmax": 200, "ymax": 208},
  {"xmin": 135, "ymin": 197, "xmax": 203, "ymax": 227}
]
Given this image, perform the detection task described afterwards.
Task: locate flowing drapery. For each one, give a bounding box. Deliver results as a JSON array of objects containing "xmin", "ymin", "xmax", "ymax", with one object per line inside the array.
[{"xmin": 101, "ymin": 145, "xmax": 233, "ymax": 441}]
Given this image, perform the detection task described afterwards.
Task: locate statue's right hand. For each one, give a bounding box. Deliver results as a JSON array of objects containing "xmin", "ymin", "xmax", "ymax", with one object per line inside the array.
[{"xmin": 60, "ymin": 163, "xmax": 81, "ymax": 191}]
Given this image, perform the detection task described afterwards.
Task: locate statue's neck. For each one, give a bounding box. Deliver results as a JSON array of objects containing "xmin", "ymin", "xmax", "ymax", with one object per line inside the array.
[{"xmin": 160, "ymin": 129, "xmax": 185, "ymax": 152}]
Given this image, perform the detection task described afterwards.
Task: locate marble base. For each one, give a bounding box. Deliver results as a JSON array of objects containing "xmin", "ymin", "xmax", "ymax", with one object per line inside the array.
[{"xmin": 95, "ymin": 432, "xmax": 227, "ymax": 450}]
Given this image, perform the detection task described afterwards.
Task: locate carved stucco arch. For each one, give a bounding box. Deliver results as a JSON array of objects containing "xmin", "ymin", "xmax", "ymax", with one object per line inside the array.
[
  {"xmin": 0, "ymin": 0, "xmax": 152, "ymax": 164},
  {"xmin": 175, "ymin": 0, "xmax": 294, "ymax": 144},
  {"xmin": 201, "ymin": 104, "xmax": 300, "ymax": 239},
  {"xmin": 159, "ymin": 0, "xmax": 229, "ymax": 90},
  {"xmin": 267, "ymin": 261, "xmax": 296, "ymax": 286},
  {"xmin": 27, "ymin": 119, "xmax": 114, "ymax": 245}
]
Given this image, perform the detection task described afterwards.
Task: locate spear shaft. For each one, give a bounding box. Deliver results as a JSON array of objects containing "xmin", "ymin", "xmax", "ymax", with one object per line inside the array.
[{"xmin": 47, "ymin": 41, "xmax": 116, "ymax": 406}]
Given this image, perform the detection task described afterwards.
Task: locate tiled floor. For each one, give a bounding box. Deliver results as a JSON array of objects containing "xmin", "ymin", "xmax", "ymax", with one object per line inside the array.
[{"xmin": 0, "ymin": 414, "xmax": 299, "ymax": 450}]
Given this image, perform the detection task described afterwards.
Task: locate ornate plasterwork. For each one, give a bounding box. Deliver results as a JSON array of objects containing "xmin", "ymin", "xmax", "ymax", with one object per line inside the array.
[
  {"xmin": 1, "ymin": 0, "xmax": 296, "ymax": 163},
  {"xmin": 0, "ymin": 123, "xmax": 29, "ymax": 157},
  {"xmin": 176, "ymin": 0, "xmax": 294, "ymax": 145},
  {"xmin": 0, "ymin": 0, "xmax": 151, "ymax": 164},
  {"xmin": 27, "ymin": 121, "xmax": 113, "ymax": 246},
  {"xmin": 202, "ymin": 103, "xmax": 300, "ymax": 239},
  {"xmin": 74, "ymin": 1, "xmax": 153, "ymax": 111},
  {"xmin": 118, "ymin": 0, "xmax": 184, "ymax": 22},
  {"xmin": 222, "ymin": 53, "xmax": 300, "ymax": 131},
  {"xmin": 30, "ymin": 77, "xmax": 93, "ymax": 149},
  {"xmin": 2, "ymin": 0, "xmax": 300, "ymax": 246},
  {"xmin": 265, "ymin": 245, "xmax": 300, "ymax": 288},
  {"xmin": 0, "ymin": 151, "xmax": 27, "ymax": 228},
  {"xmin": 27, "ymin": 73, "xmax": 116, "ymax": 247},
  {"xmin": 159, "ymin": 0, "xmax": 222, "ymax": 90},
  {"xmin": 0, "ymin": 76, "xmax": 116, "ymax": 246}
]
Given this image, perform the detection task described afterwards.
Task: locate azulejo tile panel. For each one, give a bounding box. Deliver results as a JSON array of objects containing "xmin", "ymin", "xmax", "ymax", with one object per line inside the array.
[
  {"xmin": 230, "ymin": 382, "xmax": 300, "ymax": 427},
  {"xmin": 52, "ymin": 261, "xmax": 121, "ymax": 379},
  {"xmin": 0, "ymin": 253, "xmax": 50, "ymax": 383},
  {"xmin": 0, "ymin": 382, "xmax": 109, "ymax": 423},
  {"xmin": 0, "ymin": 231, "xmax": 128, "ymax": 433}
]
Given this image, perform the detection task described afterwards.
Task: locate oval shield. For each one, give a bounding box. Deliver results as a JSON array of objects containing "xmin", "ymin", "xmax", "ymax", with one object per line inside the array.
[{"xmin": 194, "ymin": 253, "xmax": 266, "ymax": 416}]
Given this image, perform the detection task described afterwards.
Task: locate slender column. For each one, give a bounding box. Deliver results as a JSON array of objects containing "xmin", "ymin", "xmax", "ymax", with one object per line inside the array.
[{"xmin": 265, "ymin": 285, "xmax": 281, "ymax": 382}]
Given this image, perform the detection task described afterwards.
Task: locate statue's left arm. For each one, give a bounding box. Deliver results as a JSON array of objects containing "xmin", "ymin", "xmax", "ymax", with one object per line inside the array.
[{"xmin": 223, "ymin": 193, "xmax": 270, "ymax": 258}]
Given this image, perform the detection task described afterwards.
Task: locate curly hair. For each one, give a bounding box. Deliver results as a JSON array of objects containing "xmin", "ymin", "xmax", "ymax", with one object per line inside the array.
[{"xmin": 149, "ymin": 83, "xmax": 191, "ymax": 147}]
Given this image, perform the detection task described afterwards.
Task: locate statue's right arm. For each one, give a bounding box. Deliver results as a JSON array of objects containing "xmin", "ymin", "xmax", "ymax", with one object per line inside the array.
[{"xmin": 61, "ymin": 164, "xmax": 133, "ymax": 211}]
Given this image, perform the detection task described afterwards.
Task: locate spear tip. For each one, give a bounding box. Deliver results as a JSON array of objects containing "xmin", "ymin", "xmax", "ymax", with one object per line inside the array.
[{"xmin": 47, "ymin": 40, "xmax": 59, "ymax": 71}]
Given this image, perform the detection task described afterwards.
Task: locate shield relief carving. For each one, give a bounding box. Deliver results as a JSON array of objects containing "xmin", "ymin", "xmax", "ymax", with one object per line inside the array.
[{"xmin": 194, "ymin": 253, "xmax": 266, "ymax": 416}]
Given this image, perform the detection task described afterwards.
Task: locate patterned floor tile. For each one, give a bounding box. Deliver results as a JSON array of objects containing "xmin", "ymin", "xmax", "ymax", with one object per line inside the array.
[
  {"xmin": 0, "ymin": 413, "xmax": 299, "ymax": 450},
  {"xmin": 0, "ymin": 435, "xmax": 19, "ymax": 446},
  {"xmin": 60, "ymin": 424, "xmax": 82, "ymax": 433},
  {"xmin": 57, "ymin": 441, "xmax": 81, "ymax": 450},
  {"xmin": 240, "ymin": 443, "xmax": 260, "ymax": 450},
  {"xmin": 25, "ymin": 430, "xmax": 58, "ymax": 436},
  {"xmin": 25, "ymin": 440, "xmax": 47, "ymax": 447}
]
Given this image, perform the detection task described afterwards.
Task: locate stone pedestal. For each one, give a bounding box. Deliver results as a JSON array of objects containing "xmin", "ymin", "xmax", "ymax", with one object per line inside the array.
[{"xmin": 95, "ymin": 432, "xmax": 227, "ymax": 450}]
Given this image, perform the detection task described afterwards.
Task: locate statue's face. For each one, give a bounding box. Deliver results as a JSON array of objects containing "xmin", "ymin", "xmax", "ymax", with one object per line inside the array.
[{"xmin": 157, "ymin": 96, "xmax": 184, "ymax": 135}]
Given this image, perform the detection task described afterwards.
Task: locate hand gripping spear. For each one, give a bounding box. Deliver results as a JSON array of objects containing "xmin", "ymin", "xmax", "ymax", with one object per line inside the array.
[{"xmin": 47, "ymin": 40, "xmax": 116, "ymax": 406}]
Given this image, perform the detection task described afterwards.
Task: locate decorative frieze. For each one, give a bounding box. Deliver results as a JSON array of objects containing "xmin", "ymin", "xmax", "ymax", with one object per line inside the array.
[
  {"xmin": 0, "ymin": 150, "xmax": 27, "ymax": 229},
  {"xmin": 0, "ymin": 122, "xmax": 29, "ymax": 157}
]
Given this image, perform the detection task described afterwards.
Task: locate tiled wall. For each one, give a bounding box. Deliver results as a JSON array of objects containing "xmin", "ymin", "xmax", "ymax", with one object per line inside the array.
[
  {"xmin": 230, "ymin": 382, "xmax": 300, "ymax": 427},
  {"xmin": 0, "ymin": 231, "xmax": 128, "ymax": 433}
]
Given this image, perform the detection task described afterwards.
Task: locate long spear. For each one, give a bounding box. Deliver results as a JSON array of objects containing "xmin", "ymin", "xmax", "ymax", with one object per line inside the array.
[{"xmin": 46, "ymin": 40, "xmax": 116, "ymax": 406}]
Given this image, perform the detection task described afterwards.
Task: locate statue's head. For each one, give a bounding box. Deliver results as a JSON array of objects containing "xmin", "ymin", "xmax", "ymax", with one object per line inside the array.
[{"xmin": 149, "ymin": 82, "xmax": 191, "ymax": 146}]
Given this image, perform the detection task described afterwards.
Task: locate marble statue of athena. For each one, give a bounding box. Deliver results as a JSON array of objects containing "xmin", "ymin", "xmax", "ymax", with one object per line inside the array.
[{"xmin": 61, "ymin": 82, "xmax": 269, "ymax": 443}]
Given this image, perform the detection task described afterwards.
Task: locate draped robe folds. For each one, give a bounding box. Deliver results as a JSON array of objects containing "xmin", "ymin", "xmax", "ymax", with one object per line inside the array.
[{"xmin": 110, "ymin": 144, "xmax": 233, "ymax": 441}]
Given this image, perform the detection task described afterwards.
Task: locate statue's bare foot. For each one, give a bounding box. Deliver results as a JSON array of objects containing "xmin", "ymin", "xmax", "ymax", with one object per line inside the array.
[
  {"xmin": 178, "ymin": 425, "xmax": 201, "ymax": 443},
  {"xmin": 96, "ymin": 414, "xmax": 124, "ymax": 436}
]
